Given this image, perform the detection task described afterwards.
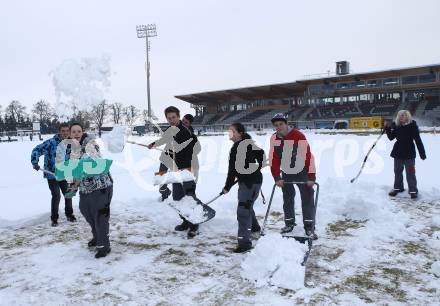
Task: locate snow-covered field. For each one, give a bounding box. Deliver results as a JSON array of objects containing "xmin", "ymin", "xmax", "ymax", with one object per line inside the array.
[{"xmin": 1, "ymin": 131, "xmax": 439, "ymax": 305}]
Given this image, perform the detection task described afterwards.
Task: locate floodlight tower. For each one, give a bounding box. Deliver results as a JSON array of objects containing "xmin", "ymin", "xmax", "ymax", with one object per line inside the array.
[{"xmin": 136, "ymin": 24, "xmax": 157, "ymax": 120}]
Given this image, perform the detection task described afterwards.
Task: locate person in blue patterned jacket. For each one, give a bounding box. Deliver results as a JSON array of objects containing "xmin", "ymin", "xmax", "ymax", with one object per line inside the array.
[
  {"xmin": 70, "ymin": 122, "xmax": 113, "ymax": 259},
  {"xmin": 31, "ymin": 123, "xmax": 77, "ymax": 226}
]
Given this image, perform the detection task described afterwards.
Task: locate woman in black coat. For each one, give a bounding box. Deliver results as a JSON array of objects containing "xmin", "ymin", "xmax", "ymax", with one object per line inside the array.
[
  {"xmin": 222, "ymin": 123, "xmax": 264, "ymax": 253},
  {"xmin": 385, "ymin": 110, "xmax": 426, "ymax": 199}
]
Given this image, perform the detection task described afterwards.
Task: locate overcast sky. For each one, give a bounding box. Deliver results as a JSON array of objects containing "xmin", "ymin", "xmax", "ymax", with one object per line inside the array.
[{"xmin": 1, "ymin": 0, "xmax": 439, "ymax": 120}]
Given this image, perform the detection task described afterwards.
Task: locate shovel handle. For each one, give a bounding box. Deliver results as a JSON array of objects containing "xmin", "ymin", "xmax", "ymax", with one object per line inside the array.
[
  {"xmin": 39, "ymin": 168, "xmax": 55, "ymax": 176},
  {"xmin": 127, "ymin": 141, "xmax": 164, "ymax": 152}
]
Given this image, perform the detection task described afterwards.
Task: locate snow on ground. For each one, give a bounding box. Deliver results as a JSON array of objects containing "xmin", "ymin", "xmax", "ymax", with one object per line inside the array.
[
  {"xmin": 241, "ymin": 233, "xmax": 307, "ymax": 291},
  {"xmin": 0, "ymin": 131, "xmax": 439, "ymax": 305},
  {"xmin": 165, "ymin": 196, "xmax": 210, "ymax": 224}
]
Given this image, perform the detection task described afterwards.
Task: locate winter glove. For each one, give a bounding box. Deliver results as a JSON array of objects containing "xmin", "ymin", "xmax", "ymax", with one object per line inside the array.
[
  {"xmin": 275, "ymin": 180, "xmax": 284, "ymax": 188},
  {"xmin": 421, "ymin": 155, "xmax": 427, "ymax": 160},
  {"xmin": 33, "ymin": 164, "xmax": 40, "ymax": 171},
  {"xmin": 222, "ymin": 188, "xmax": 229, "ymax": 194},
  {"xmin": 306, "ymin": 180, "xmax": 315, "ymax": 188}
]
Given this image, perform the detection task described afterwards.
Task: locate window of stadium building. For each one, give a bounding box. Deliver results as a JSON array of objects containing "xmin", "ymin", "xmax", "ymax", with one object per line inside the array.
[
  {"xmin": 337, "ymin": 83, "xmax": 350, "ymax": 89},
  {"xmin": 383, "ymin": 78, "xmax": 399, "ymax": 86},
  {"xmin": 218, "ymin": 105, "xmax": 229, "ymax": 112},
  {"xmin": 367, "ymin": 79, "xmax": 382, "ymax": 87},
  {"xmin": 402, "ymin": 75, "xmax": 418, "ymax": 85},
  {"xmin": 418, "ymin": 73, "xmax": 437, "ymax": 83},
  {"xmin": 360, "ymin": 94, "xmax": 369, "ymax": 101},
  {"xmin": 351, "ymin": 81, "xmax": 366, "ymax": 88}
]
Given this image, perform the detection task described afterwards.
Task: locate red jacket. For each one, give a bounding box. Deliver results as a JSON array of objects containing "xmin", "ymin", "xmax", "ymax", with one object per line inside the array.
[{"xmin": 269, "ymin": 129, "xmax": 316, "ymax": 181}]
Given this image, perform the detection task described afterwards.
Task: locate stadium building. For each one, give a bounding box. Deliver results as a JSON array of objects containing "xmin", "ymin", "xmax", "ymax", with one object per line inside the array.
[{"xmin": 175, "ymin": 62, "xmax": 440, "ymax": 130}]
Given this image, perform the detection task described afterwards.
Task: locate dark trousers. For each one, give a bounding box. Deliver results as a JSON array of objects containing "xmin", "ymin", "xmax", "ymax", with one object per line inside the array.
[
  {"xmin": 281, "ymin": 174, "xmax": 315, "ymax": 230},
  {"xmin": 172, "ymin": 180, "xmax": 200, "ymax": 230},
  {"xmin": 394, "ymin": 158, "xmax": 418, "ymax": 194},
  {"xmin": 159, "ymin": 162, "xmax": 170, "ymax": 196},
  {"xmin": 79, "ymin": 186, "xmax": 113, "ymax": 251},
  {"xmin": 47, "ymin": 179, "xmax": 73, "ymax": 222},
  {"xmin": 237, "ymin": 183, "xmax": 261, "ymax": 248}
]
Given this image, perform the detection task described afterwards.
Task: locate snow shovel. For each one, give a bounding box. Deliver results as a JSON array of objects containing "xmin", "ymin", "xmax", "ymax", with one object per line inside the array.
[
  {"xmin": 126, "ymin": 141, "xmax": 165, "ymax": 152},
  {"xmin": 260, "ymin": 181, "xmax": 319, "ymax": 265},
  {"xmin": 102, "ymin": 125, "xmax": 165, "ymax": 153},
  {"xmin": 350, "ymin": 128, "xmax": 386, "ymax": 183},
  {"xmin": 169, "ymin": 180, "xmax": 239, "ymax": 225},
  {"xmin": 166, "ymin": 197, "xmax": 217, "ymax": 225},
  {"xmin": 204, "ymin": 180, "xmax": 239, "ymax": 205},
  {"xmin": 37, "ymin": 168, "xmax": 78, "ymax": 199}
]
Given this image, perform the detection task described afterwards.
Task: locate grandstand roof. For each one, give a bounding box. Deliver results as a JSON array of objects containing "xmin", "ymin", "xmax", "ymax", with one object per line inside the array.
[
  {"xmin": 298, "ymin": 63, "xmax": 440, "ymax": 84},
  {"xmin": 175, "ymin": 82, "xmax": 306, "ymax": 105},
  {"xmin": 175, "ymin": 63, "xmax": 440, "ymax": 105}
]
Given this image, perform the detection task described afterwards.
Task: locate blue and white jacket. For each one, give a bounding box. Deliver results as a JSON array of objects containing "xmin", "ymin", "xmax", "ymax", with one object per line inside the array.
[{"xmin": 31, "ymin": 134, "xmax": 70, "ymax": 180}]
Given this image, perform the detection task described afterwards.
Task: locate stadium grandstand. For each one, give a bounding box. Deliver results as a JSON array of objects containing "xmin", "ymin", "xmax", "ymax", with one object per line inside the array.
[{"xmin": 175, "ymin": 62, "xmax": 440, "ymax": 130}]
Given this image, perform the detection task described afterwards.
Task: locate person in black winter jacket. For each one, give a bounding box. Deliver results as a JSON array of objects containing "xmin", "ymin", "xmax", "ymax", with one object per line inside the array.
[
  {"xmin": 385, "ymin": 110, "xmax": 426, "ymax": 199},
  {"xmin": 148, "ymin": 106, "xmax": 202, "ymax": 238},
  {"xmin": 222, "ymin": 123, "xmax": 264, "ymax": 253}
]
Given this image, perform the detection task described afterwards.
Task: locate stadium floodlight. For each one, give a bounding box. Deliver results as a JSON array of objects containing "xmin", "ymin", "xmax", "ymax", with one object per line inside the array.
[{"xmin": 136, "ymin": 24, "xmax": 157, "ymax": 121}]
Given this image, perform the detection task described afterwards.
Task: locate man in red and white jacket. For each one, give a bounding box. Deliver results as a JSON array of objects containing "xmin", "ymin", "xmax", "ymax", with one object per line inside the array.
[{"xmin": 269, "ymin": 113, "xmax": 317, "ymax": 238}]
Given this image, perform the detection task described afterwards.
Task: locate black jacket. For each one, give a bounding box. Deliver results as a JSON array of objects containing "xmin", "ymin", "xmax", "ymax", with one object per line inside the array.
[
  {"xmin": 386, "ymin": 120, "xmax": 426, "ymax": 160},
  {"xmin": 223, "ymin": 134, "xmax": 264, "ymax": 191},
  {"xmin": 167, "ymin": 121, "xmax": 197, "ymax": 170},
  {"xmin": 151, "ymin": 122, "xmax": 199, "ymax": 170}
]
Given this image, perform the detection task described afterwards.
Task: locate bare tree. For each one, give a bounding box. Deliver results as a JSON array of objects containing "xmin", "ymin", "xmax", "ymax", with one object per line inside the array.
[
  {"xmin": 142, "ymin": 109, "xmax": 150, "ymax": 125},
  {"xmin": 32, "ymin": 100, "xmax": 54, "ymax": 123},
  {"xmin": 71, "ymin": 109, "xmax": 92, "ymax": 130},
  {"xmin": 110, "ymin": 102, "xmax": 123, "ymax": 124},
  {"xmin": 91, "ymin": 100, "xmax": 108, "ymax": 137},
  {"xmin": 6, "ymin": 100, "xmax": 26, "ymax": 123},
  {"xmin": 123, "ymin": 105, "xmax": 139, "ymax": 126}
]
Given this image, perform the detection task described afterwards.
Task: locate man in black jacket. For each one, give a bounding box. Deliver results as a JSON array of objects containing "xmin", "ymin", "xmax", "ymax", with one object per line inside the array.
[
  {"xmin": 148, "ymin": 106, "xmax": 201, "ymax": 237},
  {"xmin": 385, "ymin": 110, "xmax": 426, "ymax": 199}
]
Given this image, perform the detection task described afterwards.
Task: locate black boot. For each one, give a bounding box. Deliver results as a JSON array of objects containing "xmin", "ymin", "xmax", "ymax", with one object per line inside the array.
[
  {"xmin": 233, "ymin": 245, "xmax": 253, "ymax": 253},
  {"xmin": 305, "ymin": 228, "xmax": 318, "ymax": 240},
  {"xmin": 410, "ymin": 193, "xmax": 418, "ymax": 199},
  {"xmin": 280, "ymin": 224, "xmax": 295, "ymax": 234},
  {"xmin": 67, "ymin": 215, "xmax": 77, "ymax": 222},
  {"xmin": 388, "ymin": 189, "xmax": 404, "ymax": 197},
  {"xmin": 175, "ymin": 220, "xmax": 190, "ymax": 231},
  {"xmin": 51, "ymin": 220, "xmax": 58, "ymax": 227},
  {"xmin": 187, "ymin": 224, "xmax": 199, "ymax": 238},
  {"xmin": 251, "ymin": 223, "xmax": 261, "ymax": 233},
  {"xmin": 159, "ymin": 185, "xmax": 171, "ymax": 202},
  {"xmin": 88, "ymin": 238, "xmax": 97, "ymax": 247},
  {"xmin": 95, "ymin": 247, "xmax": 111, "ymax": 259}
]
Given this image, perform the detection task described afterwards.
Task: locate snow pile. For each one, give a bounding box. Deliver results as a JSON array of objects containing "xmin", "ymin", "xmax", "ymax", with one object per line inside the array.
[
  {"xmin": 102, "ymin": 125, "xmax": 130, "ymax": 153},
  {"xmin": 431, "ymin": 215, "xmax": 440, "ymax": 227},
  {"xmin": 51, "ymin": 54, "xmax": 111, "ymax": 119},
  {"xmin": 165, "ymin": 196, "xmax": 209, "ymax": 224},
  {"xmin": 153, "ymin": 170, "xmax": 195, "ymax": 186},
  {"xmin": 431, "ymin": 262, "xmax": 440, "ymax": 277},
  {"xmin": 241, "ymin": 233, "xmax": 307, "ymax": 290}
]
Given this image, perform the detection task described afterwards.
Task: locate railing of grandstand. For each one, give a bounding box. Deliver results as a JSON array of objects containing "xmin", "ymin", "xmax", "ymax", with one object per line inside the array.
[{"xmin": 307, "ymin": 72, "xmax": 439, "ymax": 95}]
